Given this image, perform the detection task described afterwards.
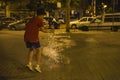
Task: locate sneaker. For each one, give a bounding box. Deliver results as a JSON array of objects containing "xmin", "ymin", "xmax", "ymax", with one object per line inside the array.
[
  {"xmin": 35, "ymin": 66, "xmax": 42, "ymax": 73},
  {"xmin": 26, "ymin": 64, "xmax": 33, "ymax": 71}
]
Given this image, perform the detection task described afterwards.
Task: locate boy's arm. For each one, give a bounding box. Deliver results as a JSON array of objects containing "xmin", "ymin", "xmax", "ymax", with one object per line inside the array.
[{"xmin": 40, "ymin": 27, "xmax": 54, "ymax": 33}]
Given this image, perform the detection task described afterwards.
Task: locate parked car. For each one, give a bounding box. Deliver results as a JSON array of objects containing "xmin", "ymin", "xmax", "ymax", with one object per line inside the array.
[
  {"xmin": 79, "ymin": 13, "xmax": 120, "ymax": 31},
  {"xmin": 8, "ymin": 20, "xmax": 26, "ymax": 30},
  {"xmin": 8, "ymin": 18, "xmax": 49, "ymax": 30},
  {"xmin": 70, "ymin": 17, "xmax": 96, "ymax": 29},
  {"xmin": 0, "ymin": 17, "xmax": 20, "ymax": 29}
]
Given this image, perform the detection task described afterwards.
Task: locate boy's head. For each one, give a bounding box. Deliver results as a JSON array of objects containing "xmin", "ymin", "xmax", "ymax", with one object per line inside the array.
[{"xmin": 37, "ymin": 8, "xmax": 46, "ymax": 16}]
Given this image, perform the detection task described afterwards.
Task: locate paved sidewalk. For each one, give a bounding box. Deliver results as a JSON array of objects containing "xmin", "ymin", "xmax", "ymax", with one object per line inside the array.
[{"xmin": 0, "ymin": 30, "xmax": 120, "ymax": 80}]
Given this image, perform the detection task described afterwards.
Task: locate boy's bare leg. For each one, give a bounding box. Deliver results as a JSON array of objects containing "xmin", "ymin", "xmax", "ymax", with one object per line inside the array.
[
  {"xmin": 36, "ymin": 47, "xmax": 41, "ymax": 66},
  {"xmin": 28, "ymin": 48, "xmax": 34, "ymax": 65},
  {"xmin": 26, "ymin": 48, "xmax": 34, "ymax": 71},
  {"xmin": 35, "ymin": 47, "xmax": 42, "ymax": 72}
]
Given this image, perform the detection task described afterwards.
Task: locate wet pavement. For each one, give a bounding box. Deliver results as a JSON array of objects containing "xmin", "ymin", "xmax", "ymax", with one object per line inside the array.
[{"xmin": 0, "ymin": 29, "xmax": 120, "ymax": 80}]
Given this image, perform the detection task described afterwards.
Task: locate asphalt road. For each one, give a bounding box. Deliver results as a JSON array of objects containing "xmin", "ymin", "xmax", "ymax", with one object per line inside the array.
[{"xmin": 0, "ymin": 29, "xmax": 120, "ymax": 80}]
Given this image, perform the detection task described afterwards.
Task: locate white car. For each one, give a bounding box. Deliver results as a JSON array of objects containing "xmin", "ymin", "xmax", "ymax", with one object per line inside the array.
[
  {"xmin": 79, "ymin": 13, "xmax": 120, "ymax": 31},
  {"xmin": 8, "ymin": 19, "xmax": 49, "ymax": 30},
  {"xmin": 70, "ymin": 17, "xmax": 96, "ymax": 29}
]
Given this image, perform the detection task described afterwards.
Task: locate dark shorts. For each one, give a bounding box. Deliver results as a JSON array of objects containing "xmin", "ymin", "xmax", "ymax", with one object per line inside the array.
[{"xmin": 25, "ymin": 42, "xmax": 40, "ymax": 48}]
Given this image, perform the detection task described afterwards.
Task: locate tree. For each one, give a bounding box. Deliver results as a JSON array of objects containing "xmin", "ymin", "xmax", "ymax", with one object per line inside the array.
[
  {"xmin": 0, "ymin": 0, "xmax": 22, "ymax": 17},
  {"xmin": 1, "ymin": 0, "xmax": 14, "ymax": 17},
  {"xmin": 26, "ymin": 0, "xmax": 40, "ymax": 11},
  {"xmin": 58, "ymin": 0, "xmax": 90, "ymax": 17},
  {"xmin": 26, "ymin": 0, "xmax": 58, "ymax": 10}
]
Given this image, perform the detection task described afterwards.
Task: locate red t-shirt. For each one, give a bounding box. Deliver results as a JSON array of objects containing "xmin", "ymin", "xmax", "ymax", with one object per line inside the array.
[{"xmin": 24, "ymin": 16, "xmax": 44, "ymax": 42}]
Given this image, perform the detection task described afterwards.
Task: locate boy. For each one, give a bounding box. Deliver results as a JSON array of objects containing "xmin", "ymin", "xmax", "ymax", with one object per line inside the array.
[{"xmin": 24, "ymin": 8, "xmax": 54, "ymax": 73}]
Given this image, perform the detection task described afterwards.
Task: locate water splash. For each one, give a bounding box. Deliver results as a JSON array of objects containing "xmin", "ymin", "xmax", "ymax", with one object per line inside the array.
[
  {"xmin": 42, "ymin": 33, "xmax": 60, "ymax": 63},
  {"xmin": 42, "ymin": 33, "xmax": 76, "ymax": 64}
]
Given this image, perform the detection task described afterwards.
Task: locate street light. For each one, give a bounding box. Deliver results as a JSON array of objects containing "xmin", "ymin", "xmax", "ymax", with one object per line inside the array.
[
  {"xmin": 57, "ymin": 2, "xmax": 61, "ymax": 8},
  {"xmin": 92, "ymin": 0, "xmax": 96, "ymax": 17},
  {"xmin": 101, "ymin": 3, "xmax": 107, "ymax": 23},
  {"xmin": 0, "ymin": 2, "xmax": 1, "ymax": 7},
  {"xmin": 103, "ymin": 4, "xmax": 107, "ymax": 8},
  {"xmin": 93, "ymin": 0, "xmax": 96, "ymax": 16}
]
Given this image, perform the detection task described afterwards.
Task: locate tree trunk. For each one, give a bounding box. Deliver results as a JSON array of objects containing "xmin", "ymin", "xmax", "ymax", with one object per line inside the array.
[
  {"xmin": 5, "ymin": 5, "xmax": 10, "ymax": 17},
  {"xmin": 66, "ymin": 0, "xmax": 70, "ymax": 32}
]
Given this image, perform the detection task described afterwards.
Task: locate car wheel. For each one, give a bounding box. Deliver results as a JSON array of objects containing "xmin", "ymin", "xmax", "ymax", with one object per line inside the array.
[
  {"xmin": 111, "ymin": 26, "xmax": 118, "ymax": 32},
  {"xmin": 0, "ymin": 26, "xmax": 2, "ymax": 30},
  {"xmin": 10, "ymin": 26, "xmax": 16, "ymax": 30},
  {"xmin": 81, "ymin": 26, "xmax": 89, "ymax": 31},
  {"xmin": 71, "ymin": 24, "xmax": 77, "ymax": 29}
]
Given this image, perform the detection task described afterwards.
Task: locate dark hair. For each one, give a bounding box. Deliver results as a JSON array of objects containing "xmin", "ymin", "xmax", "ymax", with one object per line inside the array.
[{"xmin": 37, "ymin": 8, "xmax": 46, "ymax": 15}]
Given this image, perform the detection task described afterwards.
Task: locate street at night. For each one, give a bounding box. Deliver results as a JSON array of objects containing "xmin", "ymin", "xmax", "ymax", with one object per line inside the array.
[
  {"xmin": 0, "ymin": 0, "xmax": 120, "ymax": 79},
  {"xmin": 0, "ymin": 29, "xmax": 120, "ymax": 80}
]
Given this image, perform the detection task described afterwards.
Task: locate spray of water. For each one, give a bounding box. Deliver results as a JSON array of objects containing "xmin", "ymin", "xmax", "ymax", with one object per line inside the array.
[
  {"xmin": 42, "ymin": 32, "xmax": 76, "ymax": 64},
  {"xmin": 42, "ymin": 33, "xmax": 60, "ymax": 63}
]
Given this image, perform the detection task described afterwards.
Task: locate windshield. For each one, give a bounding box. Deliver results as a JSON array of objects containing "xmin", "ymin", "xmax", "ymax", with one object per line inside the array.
[
  {"xmin": 91, "ymin": 18, "xmax": 101, "ymax": 23},
  {"xmin": 79, "ymin": 18, "xmax": 87, "ymax": 22}
]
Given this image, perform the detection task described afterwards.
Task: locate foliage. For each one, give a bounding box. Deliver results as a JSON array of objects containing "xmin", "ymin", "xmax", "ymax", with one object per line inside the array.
[
  {"xmin": 26, "ymin": 0, "xmax": 58, "ymax": 11},
  {"xmin": 1, "ymin": 0, "xmax": 20, "ymax": 4},
  {"xmin": 1, "ymin": 0, "xmax": 119, "ymax": 15},
  {"xmin": 26, "ymin": 0, "xmax": 39, "ymax": 10}
]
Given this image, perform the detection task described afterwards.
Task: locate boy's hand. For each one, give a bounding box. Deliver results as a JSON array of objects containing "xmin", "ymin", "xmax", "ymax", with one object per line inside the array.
[
  {"xmin": 50, "ymin": 29, "xmax": 55, "ymax": 33},
  {"xmin": 40, "ymin": 27, "xmax": 55, "ymax": 33}
]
